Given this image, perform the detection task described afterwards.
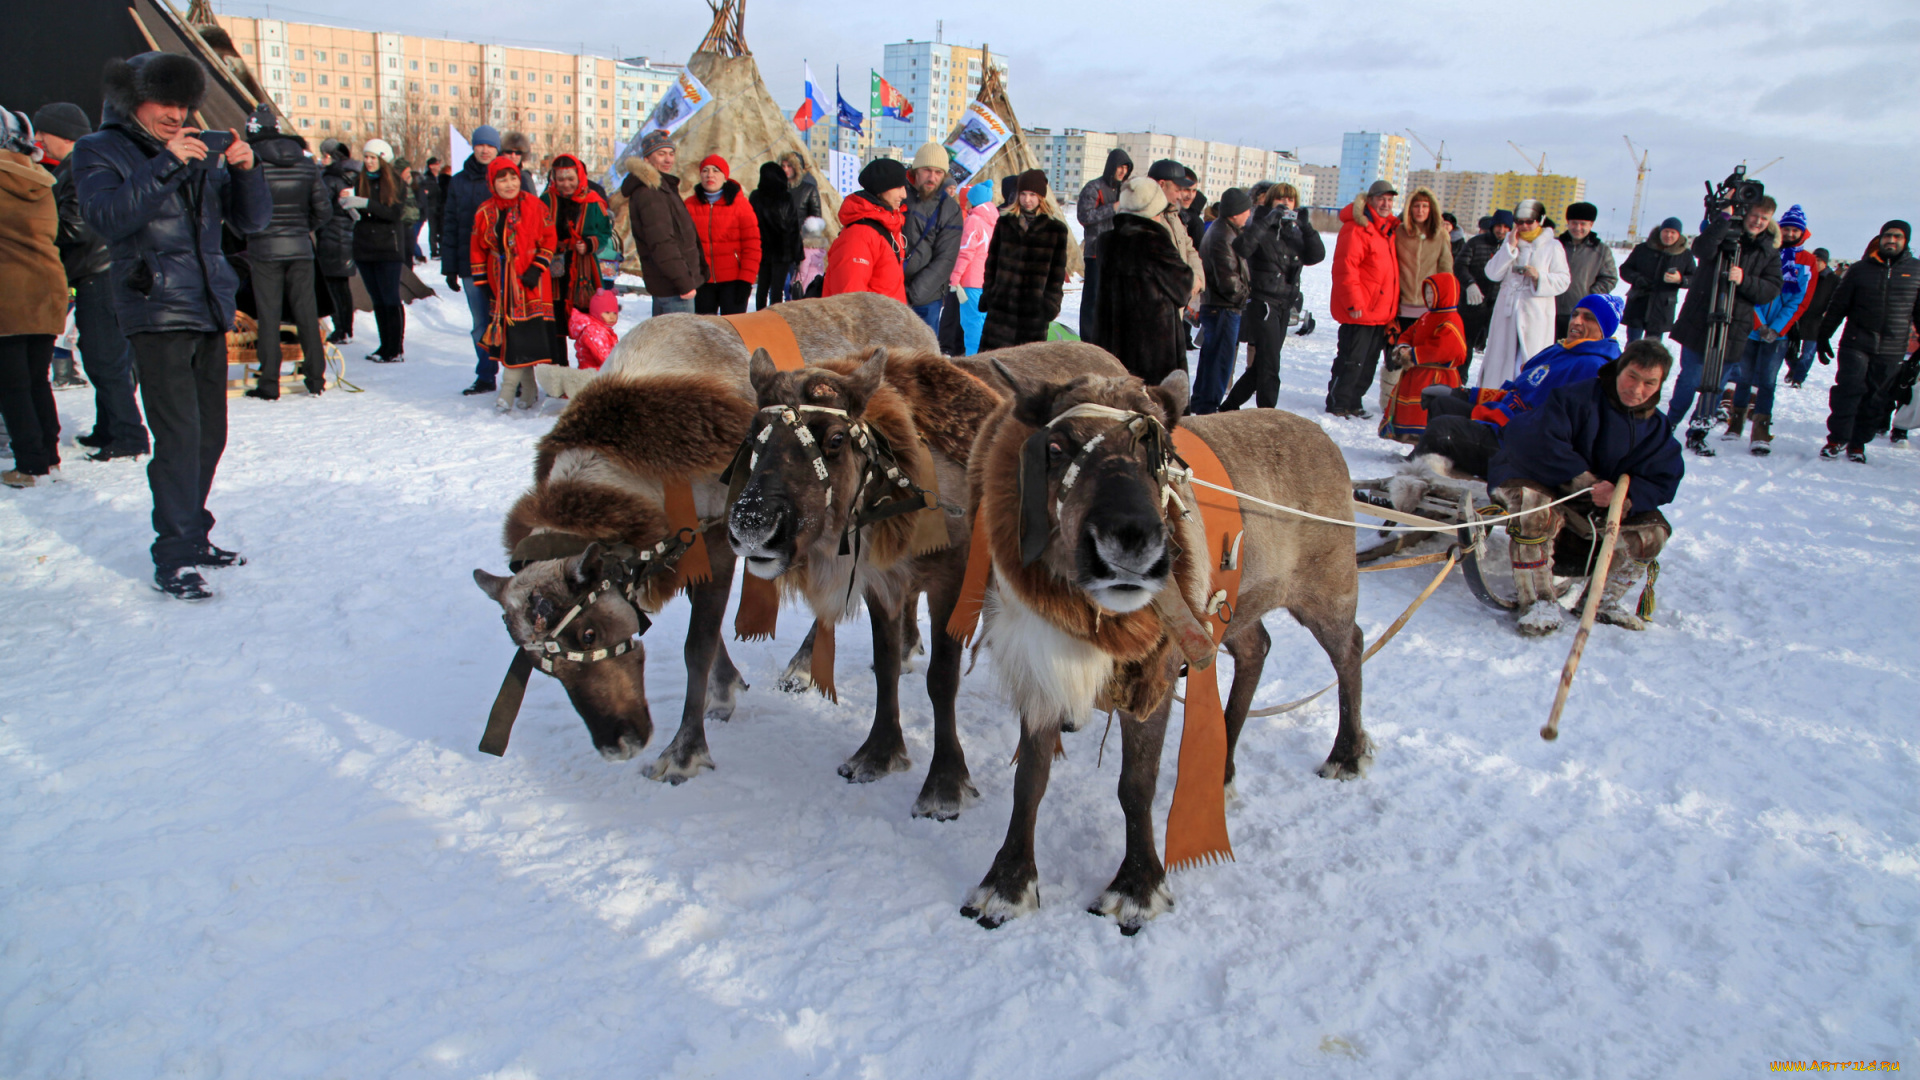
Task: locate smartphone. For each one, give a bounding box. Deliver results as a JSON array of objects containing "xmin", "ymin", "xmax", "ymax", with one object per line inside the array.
[{"xmin": 193, "ymin": 129, "xmax": 234, "ymax": 155}]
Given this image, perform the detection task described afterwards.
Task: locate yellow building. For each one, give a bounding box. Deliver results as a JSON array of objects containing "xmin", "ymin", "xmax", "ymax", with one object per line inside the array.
[
  {"xmin": 214, "ymin": 15, "xmax": 624, "ymax": 175},
  {"xmin": 1489, "ymin": 172, "xmax": 1589, "ymax": 222}
]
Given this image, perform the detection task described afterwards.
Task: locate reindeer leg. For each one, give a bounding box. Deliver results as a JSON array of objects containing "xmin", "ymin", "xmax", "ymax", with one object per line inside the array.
[
  {"xmin": 899, "ymin": 588, "xmax": 926, "ymax": 673},
  {"xmin": 912, "ymin": 554, "xmax": 977, "ymax": 820},
  {"xmin": 705, "ymin": 638, "xmax": 748, "ymax": 722},
  {"xmin": 1301, "ymin": 602, "xmax": 1371, "ymax": 780},
  {"xmin": 1090, "ymin": 688, "xmax": 1176, "ymax": 935},
  {"xmin": 839, "ymin": 591, "xmax": 912, "ymax": 783},
  {"xmin": 645, "ymin": 536, "xmax": 737, "ymax": 784},
  {"xmin": 776, "ymin": 622, "xmax": 818, "ymax": 693},
  {"xmin": 963, "ymin": 720, "xmax": 1054, "ymax": 928},
  {"xmin": 1220, "ymin": 620, "xmax": 1272, "ymax": 801}
]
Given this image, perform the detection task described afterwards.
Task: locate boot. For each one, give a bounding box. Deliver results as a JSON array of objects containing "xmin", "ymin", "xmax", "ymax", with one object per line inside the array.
[
  {"xmin": 1749, "ymin": 413, "xmax": 1772, "ymax": 456},
  {"xmin": 1510, "ymin": 533, "xmax": 1563, "ymax": 636},
  {"xmin": 1720, "ymin": 405, "xmax": 1748, "ymax": 440},
  {"xmin": 1594, "ymin": 559, "xmax": 1652, "ymax": 631},
  {"xmin": 1685, "ymin": 428, "xmax": 1716, "ymax": 457}
]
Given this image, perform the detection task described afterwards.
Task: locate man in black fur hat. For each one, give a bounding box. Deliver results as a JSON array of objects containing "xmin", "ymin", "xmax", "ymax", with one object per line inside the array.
[{"xmin": 72, "ymin": 52, "xmax": 272, "ymax": 601}]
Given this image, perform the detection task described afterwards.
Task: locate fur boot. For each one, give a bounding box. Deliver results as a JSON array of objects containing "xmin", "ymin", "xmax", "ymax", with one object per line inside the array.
[
  {"xmin": 1498, "ymin": 482, "xmax": 1564, "ymax": 637},
  {"xmin": 1749, "ymin": 413, "xmax": 1772, "ymax": 456},
  {"xmin": 1595, "ymin": 559, "xmax": 1652, "ymax": 630},
  {"xmin": 1720, "ymin": 405, "xmax": 1748, "ymax": 440}
]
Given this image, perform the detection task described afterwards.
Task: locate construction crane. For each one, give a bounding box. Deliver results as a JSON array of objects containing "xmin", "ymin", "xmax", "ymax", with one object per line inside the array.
[
  {"xmin": 1508, "ymin": 141, "xmax": 1547, "ymax": 176},
  {"xmin": 1624, "ymin": 136, "xmax": 1651, "ymax": 243},
  {"xmin": 1747, "ymin": 155, "xmax": 1784, "ymax": 175},
  {"xmin": 1406, "ymin": 128, "xmax": 1447, "ymax": 172}
]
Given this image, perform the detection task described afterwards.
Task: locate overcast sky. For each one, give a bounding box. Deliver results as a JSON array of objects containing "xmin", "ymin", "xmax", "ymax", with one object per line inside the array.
[{"xmin": 220, "ymin": 0, "xmax": 1914, "ymax": 248}]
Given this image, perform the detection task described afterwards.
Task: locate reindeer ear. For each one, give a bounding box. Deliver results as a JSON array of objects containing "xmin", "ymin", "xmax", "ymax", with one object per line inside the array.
[
  {"xmin": 1000, "ymin": 361, "xmax": 1060, "ymax": 430},
  {"xmin": 1150, "ymin": 369, "xmax": 1191, "ymax": 426},
  {"xmin": 1018, "ymin": 429, "xmax": 1053, "ymax": 567},
  {"xmin": 473, "ymin": 569, "xmax": 512, "ymax": 603},
  {"xmin": 841, "ymin": 347, "xmax": 888, "ymax": 408},
  {"xmin": 748, "ymin": 348, "xmax": 779, "ymax": 401},
  {"xmin": 567, "ymin": 542, "xmax": 606, "ymax": 587}
]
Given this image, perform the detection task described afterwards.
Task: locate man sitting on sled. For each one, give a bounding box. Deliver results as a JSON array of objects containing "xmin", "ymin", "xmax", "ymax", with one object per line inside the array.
[{"xmin": 1485, "ymin": 342, "xmax": 1686, "ymax": 637}]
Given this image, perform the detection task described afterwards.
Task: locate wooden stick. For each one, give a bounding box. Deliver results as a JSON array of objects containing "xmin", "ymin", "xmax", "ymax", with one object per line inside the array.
[{"xmin": 1542, "ymin": 475, "xmax": 1630, "ymax": 741}]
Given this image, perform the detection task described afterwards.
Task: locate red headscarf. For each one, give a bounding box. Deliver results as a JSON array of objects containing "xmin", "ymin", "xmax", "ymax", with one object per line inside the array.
[
  {"xmin": 544, "ymin": 153, "xmax": 607, "ymax": 209},
  {"xmin": 482, "ymin": 155, "xmax": 551, "ymax": 279}
]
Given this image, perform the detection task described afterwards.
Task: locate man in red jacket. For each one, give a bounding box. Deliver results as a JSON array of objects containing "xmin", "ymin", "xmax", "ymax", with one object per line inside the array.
[
  {"xmin": 1327, "ymin": 179, "xmax": 1401, "ymax": 417},
  {"xmin": 824, "ymin": 158, "xmax": 909, "ymax": 303}
]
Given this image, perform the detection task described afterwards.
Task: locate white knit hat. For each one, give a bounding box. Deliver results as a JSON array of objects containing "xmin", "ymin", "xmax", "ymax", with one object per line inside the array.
[{"xmin": 362, "ymin": 138, "xmax": 394, "ymax": 163}]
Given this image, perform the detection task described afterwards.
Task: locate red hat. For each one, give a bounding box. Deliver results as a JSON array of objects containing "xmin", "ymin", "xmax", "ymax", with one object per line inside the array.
[
  {"xmin": 486, "ymin": 155, "xmax": 522, "ymax": 191},
  {"xmin": 588, "ymin": 289, "xmax": 619, "ymax": 318},
  {"xmin": 699, "ymin": 154, "xmax": 729, "ymax": 179}
]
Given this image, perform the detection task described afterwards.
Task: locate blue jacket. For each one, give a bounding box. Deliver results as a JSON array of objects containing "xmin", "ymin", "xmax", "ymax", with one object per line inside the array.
[
  {"xmin": 72, "ymin": 107, "xmax": 272, "ymax": 336},
  {"xmin": 1488, "ymin": 359, "xmax": 1685, "ymax": 516},
  {"xmin": 440, "ymin": 153, "xmax": 491, "ymax": 280},
  {"xmin": 1474, "ymin": 335, "xmax": 1621, "ymax": 429}
]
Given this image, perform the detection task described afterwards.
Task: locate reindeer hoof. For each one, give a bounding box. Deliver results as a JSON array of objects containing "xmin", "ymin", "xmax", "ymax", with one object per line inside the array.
[
  {"xmin": 644, "ymin": 745, "xmax": 715, "ymax": 785},
  {"xmin": 911, "ymin": 774, "xmax": 979, "ymax": 821},
  {"xmin": 704, "ymin": 673, "xmax": 748, "ymax": 722},
  {"xmin": 776, "ymin": 669, "xmax": 814, "ymax": 694},
  {"xmin": 837, "ymin": 745, "xmax": 912, "ymax": 784},
  {"xmin": 1090, "ymin": 870, "xmax": 1174, "ymax": 934},
  {"xmin": 595, "ymin": 735, "xmax": 646, "ymax": 762},
  {"xmin": 961, "ymin": 878, "xmax": 1039, "ymax": 928},
  {"xmin": 1315, "ymin": 754, "xmax": 1372, "ymax": 781}
]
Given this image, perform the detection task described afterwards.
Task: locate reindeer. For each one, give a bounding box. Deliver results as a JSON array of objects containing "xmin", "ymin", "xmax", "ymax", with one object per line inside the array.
[
  {"xmin": 726, "ymin": 342, "xmax": 1126, "ymax": 819},
  {"xmin": 960, "ymin": 366, "xmax": 1367, "ymax": 933},
  {"xmin": 471, "ymin": 294, "xmax": 938, "ymax": 781}
]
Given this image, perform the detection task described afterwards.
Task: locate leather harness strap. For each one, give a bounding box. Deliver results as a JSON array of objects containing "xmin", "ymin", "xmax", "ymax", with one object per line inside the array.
[
  {"xmin": 719, "ymin": 310, "xmax": 808, "ymax": 643},
  {"xmin": 1163, "ymin": 425, "xmax": 1243, "ymax": 873}
]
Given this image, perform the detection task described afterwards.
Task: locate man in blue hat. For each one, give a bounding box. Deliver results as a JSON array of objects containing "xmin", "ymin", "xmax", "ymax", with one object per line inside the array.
[{"xmin": 443, "ymin": 124, "xmax": 504, "ymax": 395}]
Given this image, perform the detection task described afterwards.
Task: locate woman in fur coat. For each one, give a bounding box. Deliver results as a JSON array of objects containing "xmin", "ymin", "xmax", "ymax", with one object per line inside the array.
[
  {"xmin": 1093, "ymin": 175, "xmax": 1194, "ymax": 383},
  {"xmin": 978, "ymin": 170, "xmax": 1070, "ymax": 349}
]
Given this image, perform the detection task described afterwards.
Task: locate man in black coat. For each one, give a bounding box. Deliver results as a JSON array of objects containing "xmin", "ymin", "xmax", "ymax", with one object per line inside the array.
[
  {"xmin": 316, "ymin": 139, "xmax": 358, "ymax": 344},
  {"xmin": 1458, "ymin": 210, "xmax": 1511, "ymax": 366},
  {"xmin": 72, "ymin": 52, "xmax": 272, "ymax": 600},
  {"xmin": 1222, "ymin": 182, "xmax": 1324, "ymax": 409},
  {"xmin": 1784, "ymin": 247, "xmax": 1837, "ymax": 387},
  {"xmin": 1618, "ymin": 216, "xmax": 1695, "ymax": 344},
  {"xmin": 441, "ymin": 125, "xmax": 504, "ymax": 394},
  {"xmin": 1666, "ymin": 200, "xmax": 1783, "ymax": 452},
  {"xmin": 1814, "ymin": 221, "xmax": 1920, "ymax": 462},
  {"xmin": 33, "ymin": 102, "xmax": 149, "ymax": 459},
  {"xmin": 238, "ymin": 106, "xmax": 329, "ymax": 399},
  {"xmin": 1075, "ymin": 147, "xmax": 1132, "ymax": 341}
]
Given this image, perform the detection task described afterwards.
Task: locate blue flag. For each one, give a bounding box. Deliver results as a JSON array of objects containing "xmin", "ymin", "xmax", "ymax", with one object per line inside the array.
[{"xmin": 835, "ymin": 67, "xmax": 863, "ymax": 134}]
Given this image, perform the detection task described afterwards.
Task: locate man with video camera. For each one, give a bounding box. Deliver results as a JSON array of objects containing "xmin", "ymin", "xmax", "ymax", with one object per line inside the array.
[
  {"xmin": 73, "ymin": 52, "xmax": 271, "ymax": 600},
  {"xmin": 1665, "ymin": 178, "xmax": 1781, "ymax": 456}
]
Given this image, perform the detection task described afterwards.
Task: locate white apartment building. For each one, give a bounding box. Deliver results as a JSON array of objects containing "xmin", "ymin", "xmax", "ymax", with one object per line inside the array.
[{"xmin": 1114, "ymin": 132, "xmax": 1301, "ymax": 195}]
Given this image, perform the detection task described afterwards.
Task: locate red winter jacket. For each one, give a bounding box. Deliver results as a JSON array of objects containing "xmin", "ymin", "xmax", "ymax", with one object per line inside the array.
[
  {"xmin": 823, "ymin": 192, "xmax": 907, "ymax": 303},
  {"xmin": 1330, "ymin": 194, "xmax": 1400, "ymax": 326},
  {"xmin": 684, "ymin": 180, "xmax": 761, "ymax": 285}
]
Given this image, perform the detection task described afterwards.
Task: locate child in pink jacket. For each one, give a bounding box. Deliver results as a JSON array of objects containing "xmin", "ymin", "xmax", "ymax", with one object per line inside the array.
[{"xmin": 949, "ymin": 183, "xmax": 998, "ymax": 354}]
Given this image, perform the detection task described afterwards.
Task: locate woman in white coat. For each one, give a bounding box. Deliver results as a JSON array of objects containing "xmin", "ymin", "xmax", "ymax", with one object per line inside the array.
[{"xmin": 1479, "ymin": 199, "xmax": 1571, "ymax": 388}]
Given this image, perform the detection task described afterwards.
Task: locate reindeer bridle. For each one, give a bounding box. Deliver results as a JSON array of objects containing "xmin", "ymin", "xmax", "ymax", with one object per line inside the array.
[
  {"xmin": 507, "ymin": 526, "xmax": 705, "ymax": 673},
  {"xmin": 1021, "ymin": 401, "xmax": 1192, "ymax": 567}
]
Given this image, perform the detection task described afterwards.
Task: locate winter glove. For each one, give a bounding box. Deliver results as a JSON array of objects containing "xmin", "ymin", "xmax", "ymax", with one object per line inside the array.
[
  {"xmin": 1465, "ymin": 283, "xmax": 1484, "ymax": 306},
  {"xmin": 445, "ymin": 274, "xmax": 460, "ymax": 293},
  {"xmin": 1386, "ymin": 344, "xmax": 1414, "ymax": 372},
  {"xmin": 1817, "ymin": 339, "xmax": 1835, "ymax": 364},
  {"xmin": 1469, "ymin": 403, "xmax": 1506, "ymax": 425},
  {"xmin": 520, "ymin": 265, "xmax": 543, "ymax": 290},
  {"xmin": 339, "ymin": 192, "xmax": 368, "ymax": 210}
]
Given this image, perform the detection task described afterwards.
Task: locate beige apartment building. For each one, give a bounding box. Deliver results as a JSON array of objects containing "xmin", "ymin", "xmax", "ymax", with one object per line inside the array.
[
  {"xmin": 214, "ymin": 15, "xmax": 632, "ymax": 175},
  {"xmin": 1408, "ymin": 169, "xmax": 1500, "ymax": 223},
  {"xmin": 1025, "ymin": 128, "xmax": 1299, "ymax": 203}
]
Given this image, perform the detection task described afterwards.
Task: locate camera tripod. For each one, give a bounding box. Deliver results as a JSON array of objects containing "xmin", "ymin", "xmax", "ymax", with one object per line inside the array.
[{"xmin": 1685, "ymin": 222, "xmax": 1745, "ymax": 457}]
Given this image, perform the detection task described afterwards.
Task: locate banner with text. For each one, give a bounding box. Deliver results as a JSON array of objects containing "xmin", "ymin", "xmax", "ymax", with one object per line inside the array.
[
  {"xmin": 829, "ymin": 150, "xmax": 859, "ymax": 197},
  {"xmin": 604, "ymin": 67, "xmax": 713, "ymax": 189},
  {"xmin": 941, "ymin": 100, "xmax": 1010, "ymax": 186}
]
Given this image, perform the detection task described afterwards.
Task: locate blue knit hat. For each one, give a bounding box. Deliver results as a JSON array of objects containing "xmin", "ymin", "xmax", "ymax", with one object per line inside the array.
[
  {"xmin": 1778, "ymin": 204, "xmax": 1808, "ymax": 234},
  {"xmin": 471, "ymin": 125, "xmax": 501, "ymax": 149},
  {"xmin": 1490, "ymin": 209, "xmax": 1514, "ymax": 228},
  {"xmin": 968, "ymin": 181, "xmax": 996, "ymax": 207},
  {"xmin": 1577, "ymin": 293, "xmax": 1625, "ymax": 339},
  {"xmin": 1658, "ymin": 216, "xmax": 1684, "ymax": 235}
]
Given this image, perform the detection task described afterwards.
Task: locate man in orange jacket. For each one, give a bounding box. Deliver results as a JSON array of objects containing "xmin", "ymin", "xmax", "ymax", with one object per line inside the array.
[
  {"xmin": 1327, "ymin": 179, "xmax": 1400, "ymax": 417},
  {"xmin": 824, "ymin": 158, "xmax": 909, "ymax": 303}
]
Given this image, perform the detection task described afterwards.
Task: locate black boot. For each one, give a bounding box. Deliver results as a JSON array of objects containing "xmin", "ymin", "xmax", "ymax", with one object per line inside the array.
[
  {"xmin": 154, "ymin": 567, "xmax": 213, "ymax": 601},
  {"xmin": 1684, "ymin": 428, "xmax": 1716, "ymax": 457}
]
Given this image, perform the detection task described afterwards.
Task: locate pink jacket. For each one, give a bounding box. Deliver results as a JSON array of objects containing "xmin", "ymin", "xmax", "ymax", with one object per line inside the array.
[
  {"xmin": 950, "ymin": 202, "xmax": 999, "ymax": 289},
  {"xmin": 568, "ymin": 307, "xmax": 618, "ymax": 370}
]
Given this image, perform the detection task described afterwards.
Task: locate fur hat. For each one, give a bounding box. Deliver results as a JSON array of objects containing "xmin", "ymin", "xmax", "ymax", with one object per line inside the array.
[
  {"xmin": 501, "ymin": 131, "xmax": 531, "ymax": 155},
  {"xmin": 911, "ymin": 142, "xmax": 947, "ymax": 171},
  {"xmin": 1565, "ymin": 201, "xmax": 1598, "ymax": 223},
  {"xmin": 1017, "ymin": 168, "xmax": 1048, "ymax": 196},
  {"xmin": 471, "ymin": 124, "xmax": 501, "ymax": 149},
  {"xmin": 362, "ymin": 138, "xmax": 394, "ymax": 163},
  {"xmin": 858, "ymin": 157, "xmax": 908, "ymax": 194},
  {"xmin": 1513, "ymin": 199, "xmax": 1545, "ymax": 223},
  {"xmin": 32, "ymin": 103, "xmax": 91, "ymax": 141},
  {"xmin": 103, "ymin": 52, "xmax": 207, "ymax": 116},
  {"xmin": 1577, "ymin": 293, "xmax": 1625, "ymax": 339},
  {"xmin": 1215, "ymin": 186, "xmax": 1253, "ymax": 219}
]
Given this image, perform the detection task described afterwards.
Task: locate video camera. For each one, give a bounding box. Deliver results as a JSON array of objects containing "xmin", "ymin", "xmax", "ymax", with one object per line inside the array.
[{"xmin": 1704, "ymin": 165, "xmax": 1766, "ymax": 218}]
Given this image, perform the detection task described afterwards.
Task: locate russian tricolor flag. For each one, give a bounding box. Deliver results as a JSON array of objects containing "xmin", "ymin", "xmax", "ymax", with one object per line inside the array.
[{"xmin": 793, "ymin": 62, "xmax": 829, "ymax": 132}]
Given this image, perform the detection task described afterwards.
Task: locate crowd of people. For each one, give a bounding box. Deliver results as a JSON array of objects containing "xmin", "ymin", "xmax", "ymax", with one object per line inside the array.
[{"xmin": 4, "ymin": 52, "xmax": 1918, "ymax": 612}]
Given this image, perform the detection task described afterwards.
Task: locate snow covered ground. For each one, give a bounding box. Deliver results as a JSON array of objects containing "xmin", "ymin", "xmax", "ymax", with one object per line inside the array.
[{"xmin": 4, "ymin": 254, "xmax": 1916, "ymax": 1078}]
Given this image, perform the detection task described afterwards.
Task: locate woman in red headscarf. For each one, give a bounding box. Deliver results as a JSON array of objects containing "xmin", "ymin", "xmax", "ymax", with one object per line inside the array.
[
  {"xmin": 470, "ymin": 155, "xmax": 557, "ymax": 410},
  {"xmin": 541, "ymin": 153, "xmax": 613, "ymax": 362}
]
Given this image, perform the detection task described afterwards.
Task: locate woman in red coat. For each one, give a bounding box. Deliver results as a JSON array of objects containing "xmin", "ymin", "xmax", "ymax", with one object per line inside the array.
[
  {"xmin": 684, "ymin": 154, "xmax": 759, "ymax": 315},
  {"xmin": 470, "ymin": 156, "xmax": 557, "ymax": 410},
  {"xmin": 823, "ymin": 158, "xmax": 909, "ymax": 304},
  {"xmin": 1379, "ymin": 273, "xmax": 1467, "ymax": 443}
]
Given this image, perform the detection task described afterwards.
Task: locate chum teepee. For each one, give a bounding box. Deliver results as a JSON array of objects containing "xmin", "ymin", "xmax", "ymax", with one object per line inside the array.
[
  {"xmin": 612, "ymin": 0, "xmax": 842, "ymax": 275},
  {"xmin": 948, "ymin": 53, "xmax": 1082, "ymax": 277}
]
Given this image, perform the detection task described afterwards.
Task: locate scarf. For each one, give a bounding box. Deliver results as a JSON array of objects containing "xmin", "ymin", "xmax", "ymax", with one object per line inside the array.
[
  {"xmin": 475, "ymin": 156, "xmax": 556, "ymax": 356},
  {"xmin": 1517, "ymin": 222, "xmax": 1543, "ymax": 243},
  {"xmin": 540, "ymin": 153, "xmax": 609, "ymax": 311}
]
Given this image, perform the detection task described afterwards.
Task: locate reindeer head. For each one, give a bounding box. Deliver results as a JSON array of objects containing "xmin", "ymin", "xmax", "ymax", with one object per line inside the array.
[
  {"xmin": 473, "ymin": 542, "xmax": 653, "ymax": 760},
  {"xmin": 728, "ymin": 348, "xmax": 892, "ymax": 580},
  {"xmin": 996, "ymin": 364, "xmax": 1192, "ymax": 614}
]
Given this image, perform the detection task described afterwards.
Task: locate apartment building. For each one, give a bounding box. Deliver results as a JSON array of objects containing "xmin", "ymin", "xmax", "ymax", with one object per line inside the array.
[
  {"xmin": 1299, "ymin": 163, "xmax": 1339, "ymax": 208},
  {"xmin": 1114, "ymin": 133, "xmax": 1300, "ymax": 195},
  {"xmin": 1489, "ymin": 172, "xmax": 1589, "ymax": 223},
  {"xmin": 1407, "ymin": 169, "xmax": 1499, "ymax": 223},
  {"xmin": 214, "ymin": 15, "xmax": 638, "ymax": 175},
  {"xmin": 876, "ymin": 37, "xmax": 1007, "ymax": 155},
  {"xmin": 1023, "ymin": 128, "xmax": 1119, "ymax": 200},
  {"xmin": 1336, "ymin": 131, "xmax": 1411, "ymax": 207},
  {"xmin": 612, "ymin": 57, "xmax": 683, "ymax": 156}
]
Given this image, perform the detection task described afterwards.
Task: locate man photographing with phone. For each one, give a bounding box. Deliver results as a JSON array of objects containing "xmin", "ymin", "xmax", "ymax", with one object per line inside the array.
[{"xmin": 73, "ymin": 52, "xmax": 270, "ymax": 601}]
